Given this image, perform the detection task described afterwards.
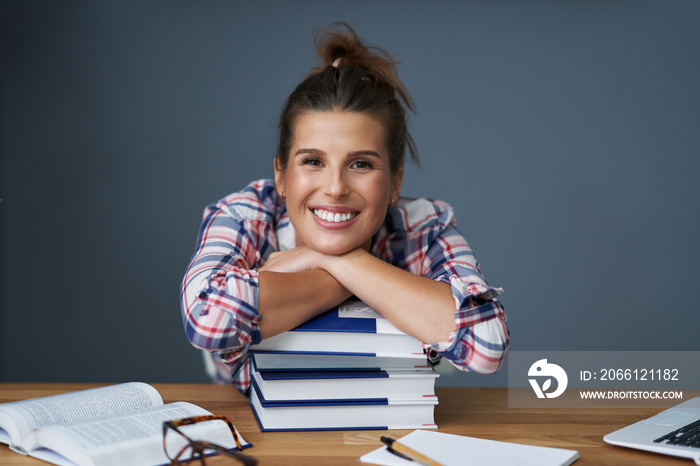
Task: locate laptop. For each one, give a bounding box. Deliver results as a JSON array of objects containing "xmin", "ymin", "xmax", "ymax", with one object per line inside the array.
[{"xmin": 604, "ymin": 397, "xmax": 700, "ymax": 464}]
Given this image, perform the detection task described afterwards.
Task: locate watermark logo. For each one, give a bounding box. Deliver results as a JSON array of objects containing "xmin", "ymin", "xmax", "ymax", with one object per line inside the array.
[{"xmin": 528, "ymin": 359, "xmax": 568, "ymax": 398}]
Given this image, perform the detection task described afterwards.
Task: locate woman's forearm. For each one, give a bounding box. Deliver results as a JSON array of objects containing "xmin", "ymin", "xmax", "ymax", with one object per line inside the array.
[
  {"xmin": 257, "ymin": 268, "xmax": 352, "ymax": 339},
  {"xmin": 320, "ymin": 249, "xmax": 457, "ymax": 345}
]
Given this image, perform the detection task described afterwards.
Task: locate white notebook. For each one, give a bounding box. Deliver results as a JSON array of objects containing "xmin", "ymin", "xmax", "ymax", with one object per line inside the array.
[{"xmin": 360, "ymin": 430, "xmax": 578, "ymax": 466}]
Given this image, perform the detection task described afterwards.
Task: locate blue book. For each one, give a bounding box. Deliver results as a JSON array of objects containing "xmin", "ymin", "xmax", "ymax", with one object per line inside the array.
[
  {"xmin": 249, "ymin": 378, "xmax": 438, "ymax": 432},
  {"xmin": 250, "ymin": 356, "xmax": 438, "ymax": 403},
  {"xmin": 249, "ymin": 301, "xmax": 425, "ymax": 358}
]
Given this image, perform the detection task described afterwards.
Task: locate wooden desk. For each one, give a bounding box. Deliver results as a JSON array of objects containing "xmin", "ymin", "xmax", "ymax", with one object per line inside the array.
[{"xmin": 0, "ymin": 383, "xmax": 695, "ymax": 465}]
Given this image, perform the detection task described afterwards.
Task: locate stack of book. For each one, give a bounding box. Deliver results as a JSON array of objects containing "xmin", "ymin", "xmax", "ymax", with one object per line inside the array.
[{"xmin": 247, "ymin": 300, "xmax": 439, "ymax": 431}]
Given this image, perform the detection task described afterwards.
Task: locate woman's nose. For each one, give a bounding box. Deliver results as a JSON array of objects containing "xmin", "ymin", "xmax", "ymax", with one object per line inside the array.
[{"xmin": 324, "ymin": 169, "xmax": 350, "ymax": 199}]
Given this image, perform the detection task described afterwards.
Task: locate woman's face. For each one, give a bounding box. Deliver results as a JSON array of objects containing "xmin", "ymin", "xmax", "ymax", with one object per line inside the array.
[{"xmin": 275, "ymin": 110, "xmax": 403, "ymax": 255}]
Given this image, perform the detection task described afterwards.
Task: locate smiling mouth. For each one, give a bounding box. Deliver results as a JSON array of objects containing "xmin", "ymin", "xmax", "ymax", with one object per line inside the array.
[{"xmin": 313, "ymin": 208, "xmax": 357, "ymax": 223}]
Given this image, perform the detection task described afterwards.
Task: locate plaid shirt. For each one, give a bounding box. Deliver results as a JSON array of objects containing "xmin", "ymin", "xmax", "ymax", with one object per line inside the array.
[{"xmin": 181, "ymin": 179, "xmax": 509, "ymax": 393}]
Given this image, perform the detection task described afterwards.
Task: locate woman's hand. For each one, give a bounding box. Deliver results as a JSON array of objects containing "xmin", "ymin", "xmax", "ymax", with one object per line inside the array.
[
  {"xmin": 260, "ymin": 245, "xmax": 367, "ymax": 275},
  {"xmin": 259, "ymin": 245, "xmax": 323, "ymax": 274}
]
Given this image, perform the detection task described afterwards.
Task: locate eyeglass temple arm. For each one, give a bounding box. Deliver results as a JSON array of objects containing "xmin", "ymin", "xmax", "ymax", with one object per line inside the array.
[{"xmin": 165, "ymin": 415, "xmax": 243, "ymax": 450}]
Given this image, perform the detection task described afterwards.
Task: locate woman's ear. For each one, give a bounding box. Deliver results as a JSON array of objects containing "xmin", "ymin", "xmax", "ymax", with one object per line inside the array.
[
  {"xmin": 390, "ymin": 167, "xmax": 404, "ymax": 204},
  {"xmin": 274, "ymin": 158, "xmax": 286, "ymax": 199}
]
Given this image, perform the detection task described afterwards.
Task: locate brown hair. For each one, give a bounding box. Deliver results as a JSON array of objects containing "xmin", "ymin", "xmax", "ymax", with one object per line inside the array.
[{"xmin": 276, "ymin": 22, "xmax": 419, "ymax": 174}]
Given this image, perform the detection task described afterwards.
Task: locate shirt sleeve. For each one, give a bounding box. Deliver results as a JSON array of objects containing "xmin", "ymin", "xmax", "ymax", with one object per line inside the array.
[
  {"xmin": 180, "ymin": 199, "xmax": 270, "ymax": 362},
  {"xmin": 423, "ymin": 222, "xmax": 510, "ymax": 374}
]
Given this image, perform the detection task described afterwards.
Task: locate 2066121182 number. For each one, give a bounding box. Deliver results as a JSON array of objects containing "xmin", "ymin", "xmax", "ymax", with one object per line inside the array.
[{"xmin": 599, "ymin": 368, "xmax": 679, "ymax": 381}]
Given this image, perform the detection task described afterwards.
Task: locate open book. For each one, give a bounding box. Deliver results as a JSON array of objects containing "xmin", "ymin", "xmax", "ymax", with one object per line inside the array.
[{"xmin": 0, "ymin": 382, "xmax": 251, "ymax": 466}]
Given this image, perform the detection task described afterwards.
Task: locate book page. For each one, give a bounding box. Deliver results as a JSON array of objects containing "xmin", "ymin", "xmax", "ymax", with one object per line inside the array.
[
  {"xmin": 25, "ymin": 402, "xmax": 250, "ymax": 466},
  {"xmin": 0, "ymin": 383, "xmax": 162, "ymax": 450}
]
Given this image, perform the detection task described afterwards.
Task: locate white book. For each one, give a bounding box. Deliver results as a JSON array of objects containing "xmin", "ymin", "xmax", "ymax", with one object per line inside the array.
[
  {"xmin": 250, "ymin": 352, "xmax": 430, "ymax": 371},
  {"xmin": 250, "ymin": 380, "xmax": 438, "ymax": 432},
  {"xmin": 249, "ymin": 301, "xmax": 425, "ymax": 358},
  {"xmin": 251, "ymin": 363, "xmax": 438, "ymax": 403}
]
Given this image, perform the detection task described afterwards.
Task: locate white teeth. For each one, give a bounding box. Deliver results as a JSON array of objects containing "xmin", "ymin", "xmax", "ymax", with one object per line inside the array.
[{"xmin": 313, "ymin": 209, "xmax": 356, "ymax": 223}]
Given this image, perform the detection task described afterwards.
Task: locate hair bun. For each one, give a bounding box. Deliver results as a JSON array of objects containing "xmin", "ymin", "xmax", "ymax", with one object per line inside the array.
[{"xmin": 311, "ymin": 22, "xmax": 415, "ymax": 113}]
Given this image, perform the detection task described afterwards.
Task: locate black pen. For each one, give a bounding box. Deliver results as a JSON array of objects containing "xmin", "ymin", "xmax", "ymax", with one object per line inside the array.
[{"xmin": 380, "ymin": 436, "xmax": 444, "ymax": 466}]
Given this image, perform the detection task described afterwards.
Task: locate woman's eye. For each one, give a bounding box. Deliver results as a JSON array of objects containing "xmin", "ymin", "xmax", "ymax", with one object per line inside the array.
[
  {"xmin": 302, "ymin": 157, "xmax": 322, "ymax": 167},
  {"xmin": 352, "ymin": 160, "xmax": 373, "ymax": 170}
]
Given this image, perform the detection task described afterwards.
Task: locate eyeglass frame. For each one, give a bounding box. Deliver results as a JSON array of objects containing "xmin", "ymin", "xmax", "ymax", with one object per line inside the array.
[{"xmin": 162, "ymin": 414, "xmax": 257, "ymax": 465}]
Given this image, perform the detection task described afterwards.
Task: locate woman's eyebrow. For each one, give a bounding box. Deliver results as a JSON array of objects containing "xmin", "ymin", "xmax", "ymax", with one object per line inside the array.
[
  {"xmin": 349, "ymin": 150, "xmax": 382, "ymax": 159},
  {"xmin": 294, "ymin": 149, "xmax": 382, "ymax": 159},
  {"xmin": 294, "ymin": 148, "xmax": 325, "ymax": 157}
]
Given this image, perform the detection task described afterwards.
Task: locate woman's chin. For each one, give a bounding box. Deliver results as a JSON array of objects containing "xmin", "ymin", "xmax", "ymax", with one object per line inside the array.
[
  {"xmin": 306, "ymin": 238, "xmax": 369, "ymax": 256},
  {"xmin": 314, "ymin": 244, "xmax": 356, "ymax": 256}
]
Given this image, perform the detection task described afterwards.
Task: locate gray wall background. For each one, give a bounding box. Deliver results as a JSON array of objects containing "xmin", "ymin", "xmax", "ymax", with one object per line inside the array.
[{"xmin": 1, "ymin": 1, "xmax": 699, "ymax": 388}]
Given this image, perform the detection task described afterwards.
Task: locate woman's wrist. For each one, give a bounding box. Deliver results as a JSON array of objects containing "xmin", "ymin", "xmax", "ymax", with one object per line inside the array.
[{"xmin": 315, "ymin": 247, "xmax": 372, "ymax": 294}]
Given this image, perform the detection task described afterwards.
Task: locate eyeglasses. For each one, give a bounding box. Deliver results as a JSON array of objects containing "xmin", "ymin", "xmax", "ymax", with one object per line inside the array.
[{"xmin": 162, "ymin": 415, "xmax": 257, "ymax": 465}]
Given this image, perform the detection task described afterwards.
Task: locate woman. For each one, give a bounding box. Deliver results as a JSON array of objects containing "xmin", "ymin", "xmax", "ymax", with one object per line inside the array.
[{"xmin": 180, "ymin": 23, "xmax": 509, "ymax": 394}]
